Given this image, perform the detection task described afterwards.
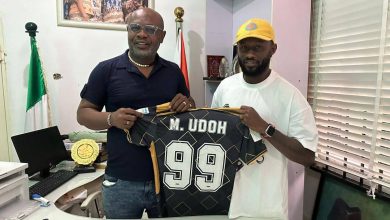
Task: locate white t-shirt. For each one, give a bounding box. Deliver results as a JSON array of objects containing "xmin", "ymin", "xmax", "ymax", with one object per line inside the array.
[{"xmin": 211, "ymin": 71, "xmax": 318, "ymax": 220}]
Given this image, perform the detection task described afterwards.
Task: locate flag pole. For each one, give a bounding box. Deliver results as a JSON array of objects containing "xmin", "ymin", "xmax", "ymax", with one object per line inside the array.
[
  {"xmin": 174, "ymin": 7, "xmax": 190, "ymax": 90},
  {"xmin": 25, "ymin": 22, "xmax": 38, "ymax": 37},
  {"xmin": 174, "ymin": 7, "xmax": 184, "ymax": 39},
  {"xmin": 24, "ymin": 22, "xmax": 52, "ymax": 129}
]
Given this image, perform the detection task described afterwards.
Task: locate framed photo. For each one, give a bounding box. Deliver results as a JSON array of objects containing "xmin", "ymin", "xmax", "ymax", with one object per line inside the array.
[
  {"xmin": 57, "ymin": 0, "xmax": 155, "ymax": 31},
  {"xmin": 206, "ymin": 55, "xmax": 225, "ymax": 79}
]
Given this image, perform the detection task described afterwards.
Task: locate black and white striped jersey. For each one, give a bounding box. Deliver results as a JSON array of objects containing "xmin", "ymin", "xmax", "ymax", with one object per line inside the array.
[{"xmin": 126, "ymin": 103, "xmax": 267, "ymax": 217}]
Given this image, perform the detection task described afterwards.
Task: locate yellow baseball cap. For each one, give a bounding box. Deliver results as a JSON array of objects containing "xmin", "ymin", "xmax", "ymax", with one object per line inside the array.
[{"xmin": 235, "ymin": 18, "xmax": 275, "ymax": 44}]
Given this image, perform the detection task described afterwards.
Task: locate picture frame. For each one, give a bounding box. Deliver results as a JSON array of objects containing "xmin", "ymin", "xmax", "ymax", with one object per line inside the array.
[
  {"xmin": 206, "ymin": 55, "xmax": 225, "ymax": 79},
  {"xmin": 56, "ymin": 0, "xmax": 155, "ymax": 31}
]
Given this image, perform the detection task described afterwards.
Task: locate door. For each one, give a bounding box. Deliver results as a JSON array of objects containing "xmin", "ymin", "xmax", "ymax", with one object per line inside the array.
[{"xmin": 0, "ymin": 17, "xmax": 11, "ymax": 161}]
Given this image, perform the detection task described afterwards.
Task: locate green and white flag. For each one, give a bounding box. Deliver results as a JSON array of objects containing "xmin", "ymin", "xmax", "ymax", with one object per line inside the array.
[{"xmin": 25, "ymin": 36, "xmax": 51, "ymax": 132}]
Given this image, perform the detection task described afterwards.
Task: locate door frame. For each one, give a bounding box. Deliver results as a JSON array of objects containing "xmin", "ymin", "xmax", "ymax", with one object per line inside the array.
[{"xmin": 0, "ymin": 17, "xmax": 11, "ymax": 161}]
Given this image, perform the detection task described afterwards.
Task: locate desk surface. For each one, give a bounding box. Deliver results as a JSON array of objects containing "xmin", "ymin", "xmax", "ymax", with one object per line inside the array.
[{"xmin": 24, "ymin": 168, "xmax": 229, "ymax": 220}]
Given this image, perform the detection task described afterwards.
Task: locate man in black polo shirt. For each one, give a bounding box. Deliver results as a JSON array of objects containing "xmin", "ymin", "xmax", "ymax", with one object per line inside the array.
[{"xmin": 76, "ymin": 8, "xmax": 195, "ymax": 219}]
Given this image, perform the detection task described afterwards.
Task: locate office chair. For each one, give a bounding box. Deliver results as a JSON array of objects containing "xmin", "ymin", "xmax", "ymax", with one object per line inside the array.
[{"xmin": 80, "ymin": 190, "xmax": 104, "ymax": 218}]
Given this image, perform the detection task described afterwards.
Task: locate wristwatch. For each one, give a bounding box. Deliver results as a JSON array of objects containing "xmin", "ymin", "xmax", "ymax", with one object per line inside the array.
[{"xmin": 264, "ymin": 124, "xmax": 276, "ymax": 138}]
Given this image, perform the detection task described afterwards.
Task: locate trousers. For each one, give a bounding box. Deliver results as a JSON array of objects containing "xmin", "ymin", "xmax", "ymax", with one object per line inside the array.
[{"xmin": 102, "ymin": 174, "xmax": 161, "ymax": 219}]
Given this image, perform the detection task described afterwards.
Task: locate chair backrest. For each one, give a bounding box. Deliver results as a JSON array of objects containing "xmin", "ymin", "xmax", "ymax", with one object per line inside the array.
[{"xmin": 80, "ymin": 190, "xmax": 104, "ymax": 218}]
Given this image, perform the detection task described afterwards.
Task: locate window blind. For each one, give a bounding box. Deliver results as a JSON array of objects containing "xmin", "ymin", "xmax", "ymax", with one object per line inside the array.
[{"xmin": 309, "ymin": 0, "xmax": 390, "ymax": 194}]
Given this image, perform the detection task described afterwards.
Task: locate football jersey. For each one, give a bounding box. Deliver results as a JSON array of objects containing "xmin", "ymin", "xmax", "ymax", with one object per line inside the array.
[{"xmin": 126, "ymin": 103, "xmax": 267, "ymax": 217}]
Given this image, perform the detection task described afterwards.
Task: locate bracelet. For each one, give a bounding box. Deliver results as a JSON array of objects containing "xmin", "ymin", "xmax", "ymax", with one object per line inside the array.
[{"xmin": 107, "ymin": 113, "xmax": 113, "ymax": 127}]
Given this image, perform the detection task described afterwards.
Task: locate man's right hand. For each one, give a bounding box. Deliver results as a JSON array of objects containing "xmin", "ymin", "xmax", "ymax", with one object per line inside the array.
[{"xmin": 110, "ymin": 108, "xmax": 143, "ymax": 129}]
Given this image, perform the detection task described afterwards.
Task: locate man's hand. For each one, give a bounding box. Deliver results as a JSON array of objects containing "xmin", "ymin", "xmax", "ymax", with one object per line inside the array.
[
  {"xmin": 110, "ymin": 108, "xmax": 143, "ymax": 129},
  {"xmin": 239, "ymin": 106, "xmax": 315, "ymax": 167},
  {"xmin": 238, "ymin": 105, "xmax": 267, "ymax": 133},
  {"xmin": 170, "ymin": 94, "xmax": 194, "ymax": 112}
]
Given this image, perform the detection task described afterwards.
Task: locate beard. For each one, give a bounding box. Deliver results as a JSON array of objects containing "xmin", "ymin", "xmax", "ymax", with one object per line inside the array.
[
  {"xmin": 129, "ymin": 46, "xmax": 156, "ymax": 60},
  {"xmin": 238, "ymin": 56, "xmax": 271, "ymax": 77},
  {"xmin": 128, "ymin": 41, "xmax": 160, "ymax": 61}
]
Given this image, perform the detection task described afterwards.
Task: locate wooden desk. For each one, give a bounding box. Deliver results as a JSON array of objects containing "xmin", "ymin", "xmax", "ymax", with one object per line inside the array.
[
  {"xmin": 25, "ymin": 169, "xmax": 104, "ymax": 220},
  {"xmin": 24, "ymin": 168, "xmax": 229, "ymax": 220}
]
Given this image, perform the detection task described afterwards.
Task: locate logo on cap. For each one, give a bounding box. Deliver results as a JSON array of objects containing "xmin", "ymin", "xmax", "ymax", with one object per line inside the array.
[{"xmin": 245, "ymin": 22, "xmax": 258, "ymax": 31}]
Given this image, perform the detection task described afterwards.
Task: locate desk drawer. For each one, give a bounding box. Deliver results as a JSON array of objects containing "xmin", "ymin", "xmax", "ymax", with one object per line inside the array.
[{"xmin": 0, "ymin": 174, "xmax": 29, "ymax": 208}]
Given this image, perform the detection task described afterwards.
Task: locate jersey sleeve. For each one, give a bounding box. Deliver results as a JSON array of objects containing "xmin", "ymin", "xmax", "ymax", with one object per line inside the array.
[
  {"xmin": 238, "ymin": 123, "xmax": 267, "ymax": 166},
  {"xmin": 129, "ymin": 102, "xmax": 180, "ymax": 147},
  {"xmin": 128, "ymin": 114, "xmax": 158, "ymax": 147}
]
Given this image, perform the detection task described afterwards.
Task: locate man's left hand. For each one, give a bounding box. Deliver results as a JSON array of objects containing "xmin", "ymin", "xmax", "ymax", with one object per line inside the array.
[
  {"xmin": 239, "ymin": 105, "xmax": 267, "ymax": 133},
  {"xmin": 170, "ymin": 94, "xmax": 193, "ymax": 112}
]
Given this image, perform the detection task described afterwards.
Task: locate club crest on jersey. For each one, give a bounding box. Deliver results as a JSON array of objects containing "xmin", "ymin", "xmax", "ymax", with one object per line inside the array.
[{"xmin": 169, "ymin": 118, "xmax": 227, "ymax": 135}]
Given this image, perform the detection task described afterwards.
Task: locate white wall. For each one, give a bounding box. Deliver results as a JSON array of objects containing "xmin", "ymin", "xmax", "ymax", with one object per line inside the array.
[
  {"xmin": 233, "ymin": 0, "xmax": 272, "ymax": 38},
  {"xmin": 272, "ymin": 0, "xmax": 311, "ymax": 96},
  {"xmin": 0, "ymin": 19, "xmax": 11, "ymax": 161},
  {"xmin": 206, "ymin": 0, "xmax": 233, "ymax": 62},
  {"xmin": 0, "ymin": 0, "xmax": 207, "ymax": 144},
  {"xmin": 272, "ymin": 1, "xmax": 312, "ymax": 220},
  {"xmin": 156, "ymin": 1, "xmax": 207, "ymax": 109}
]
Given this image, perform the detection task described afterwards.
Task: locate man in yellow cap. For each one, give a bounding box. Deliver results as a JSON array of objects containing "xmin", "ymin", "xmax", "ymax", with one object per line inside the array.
[{"xmin": 211, "ymin": 18, "xmax": 318, "ymax": 219}]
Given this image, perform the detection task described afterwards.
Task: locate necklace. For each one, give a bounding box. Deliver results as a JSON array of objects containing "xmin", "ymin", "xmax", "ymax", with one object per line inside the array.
[{"xmin": 128, "ymin": 52, "xmax": 151, "ymax": 68}]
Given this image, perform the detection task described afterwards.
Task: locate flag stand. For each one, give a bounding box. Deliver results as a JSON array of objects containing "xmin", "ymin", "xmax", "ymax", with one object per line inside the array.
[{"xmin": 24, "ymin": 22, "xmax": 52, "ymax": 132}]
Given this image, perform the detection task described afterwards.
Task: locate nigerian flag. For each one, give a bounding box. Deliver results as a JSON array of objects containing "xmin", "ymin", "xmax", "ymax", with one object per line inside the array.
[{"xmin": 25, "ymin": 36, "xmax": 51, "ymax": 132}]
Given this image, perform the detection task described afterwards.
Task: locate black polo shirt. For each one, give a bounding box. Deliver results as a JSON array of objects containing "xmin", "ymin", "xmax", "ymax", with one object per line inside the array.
[{"xmin": 80, "ymin": 50, "xmax": 189, "ymax": 181}]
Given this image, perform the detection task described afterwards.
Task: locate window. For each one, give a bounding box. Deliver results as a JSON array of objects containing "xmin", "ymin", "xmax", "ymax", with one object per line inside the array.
[{"xmin": 309, "ymin": 0, "xmax": 390, "ymax": 195}]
